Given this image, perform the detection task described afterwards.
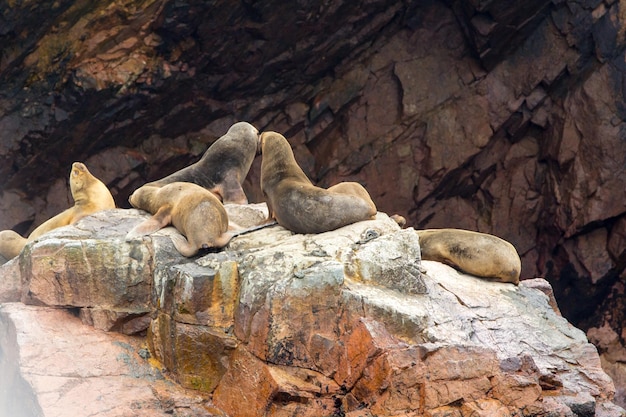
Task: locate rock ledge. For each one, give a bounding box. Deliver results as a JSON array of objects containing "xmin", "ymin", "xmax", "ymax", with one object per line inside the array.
[{"xmin": 0, "ymin": 207, "xmax": 624, "ymax": 417}]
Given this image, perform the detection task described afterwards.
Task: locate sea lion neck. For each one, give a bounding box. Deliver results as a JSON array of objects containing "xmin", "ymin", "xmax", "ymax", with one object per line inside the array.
[{"xmin": 261, "ymin": 133, "xmax": 311, "ymax": 185}]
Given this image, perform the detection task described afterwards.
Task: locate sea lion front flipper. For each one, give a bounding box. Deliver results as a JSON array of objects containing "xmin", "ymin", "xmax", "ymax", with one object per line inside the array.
[
  {"xmin": 210, "ymin": 173, "xmax": 248, "ymax": 205},
  {"xmin": 264, "ymin": 198, "xmax": 276, "ymax": 222},
  {"xmin": 125, "ymin": 206, "xmax": 173, "ymax": 241}
]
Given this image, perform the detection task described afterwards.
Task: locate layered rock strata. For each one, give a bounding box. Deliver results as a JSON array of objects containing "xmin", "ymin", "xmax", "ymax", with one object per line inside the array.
[
  {"xmin": 0, "ymin": 207, "xmax": 623, "ymax": 416},
  {"xmin": 2, "ymin": 0, "xmax": 626, "ymax": 401}
]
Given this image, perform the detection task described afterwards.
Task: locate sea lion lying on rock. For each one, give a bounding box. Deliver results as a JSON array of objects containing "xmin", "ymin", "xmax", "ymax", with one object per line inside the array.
[
  {"xmin": 0, "ymin": 162, "xmax": 116, "ymax": 260},
  {"xmin": 144, "ymin": 121, "xmax": 259, "ymax": 204},
  {"xmin": 259, "ymin": 131, "xmax": 377, "ymax": 234},
  {"xmin": 416, "ymin": 228, "xmax": 521, "ymax": 284},
  {"xmin": 388, "ymin": 215, "xmax": 521, "ymax": 284},
  {"xmin": 126, "ymin": 181, "xmax": 275, "ymax": 257},
  {"xmin": 126, "ymin": 182, "xmax": 234, "ymax": 257}
]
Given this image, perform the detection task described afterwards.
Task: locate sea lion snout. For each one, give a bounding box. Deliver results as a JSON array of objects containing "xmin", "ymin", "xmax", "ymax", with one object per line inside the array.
[{"xmin": 71, "ymin": 162, "xmax": 86, "ymax": 176}]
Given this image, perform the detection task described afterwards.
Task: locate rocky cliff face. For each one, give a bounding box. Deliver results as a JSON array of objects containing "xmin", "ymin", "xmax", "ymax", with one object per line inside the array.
[
  {"xmin": 1, "ymin": 0, "xmax": 626, "ymax": 407},
  {"xmin": 0, "ymin": 207, "xmax": 624, "ymax": 416}
]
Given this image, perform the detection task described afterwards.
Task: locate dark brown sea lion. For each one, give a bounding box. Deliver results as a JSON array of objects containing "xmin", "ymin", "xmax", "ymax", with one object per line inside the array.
[
  {"xmin": 259, "ymin": 131, "xmax": 377, "ymax": 234},
  {"xmin": 416, "ymin": 228, "xmax": 521, "ymax": 284},
  {"xmin": 126, "ymin": 182, "xmax": 234, "ymax": 257},
  {"xmin": 0, "ymin": 162, "xmax": 116, "ymax": 260},
  {"xmin": 145, "ymin": 121, "xmax": 259, "ymax": 204}
]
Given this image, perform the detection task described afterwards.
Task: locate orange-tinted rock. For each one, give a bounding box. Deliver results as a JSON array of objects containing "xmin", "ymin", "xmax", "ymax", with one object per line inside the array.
[
  {"xmin": 1, "ymin": 207, "xmax": 624, "ymax": 416},
  {"xmin": 172, "ymin": 322, "xmax": 238, "ymax": 392},
  {"xmin": 169, "ymin": 260, "xmax": 240, "ymax": 329},
  {"xmin": 490, "ymin": 374, "xmax": 542, "ymax": 409},
  {"xmin": 148, "ymin": 313, "xmax": 238, "ymax": 393},
  {"xmin": 3, "ymin": 3, "xmax": 626, "ymax": 397},
  {"xmin": 212, "ymin": 347, "xmax": 279, "ymax": 417},
  {"xmin": 335, "ymin": 317, "xmax": 406, "ymax": 389},
  {"xmin": 0, "ymin": 303, "xmax": 221, "ymax": 417}
]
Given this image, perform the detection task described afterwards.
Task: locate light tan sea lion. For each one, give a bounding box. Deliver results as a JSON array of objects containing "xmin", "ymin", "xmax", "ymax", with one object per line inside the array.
[
  {"xmin": 0, "ymin": 162, "xmax": 116, "ymax": 260},
  {"xmin": 144, "ymin": 121, "xmax": 259, "ymax": 204},
  {"xmin": 126, "ymin": 182, "xmax": 234, "ymax": 257},
  {"xmin": 416, "ymin": 228, "xmax": 521, "ymax": 284},
  {"xmin": 0, "ymin": 230, "xmax": 26, "ymax": 259},
  {"xmin": 259, "ymin": 131, "xmax": 377, "ymax": 234}
]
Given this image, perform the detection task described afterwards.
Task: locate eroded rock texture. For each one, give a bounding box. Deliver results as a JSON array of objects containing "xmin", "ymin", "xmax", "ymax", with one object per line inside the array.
[
  {"xmin": 0, "ymin": 207, "xmax": 624, "ymax": 416},
  {"xmin": 1, "ymin": 0, "xmax": 626, "ymax": 405}
]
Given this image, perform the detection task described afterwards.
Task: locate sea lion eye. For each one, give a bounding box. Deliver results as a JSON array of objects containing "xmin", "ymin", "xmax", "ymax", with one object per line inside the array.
[{"xmin": 358, "ymin": 229, "xmax": 380, "ymax": 244}]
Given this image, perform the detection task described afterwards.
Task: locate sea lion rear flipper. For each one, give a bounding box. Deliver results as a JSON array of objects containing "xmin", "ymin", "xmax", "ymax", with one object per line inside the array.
[
  {"xmin": 169, "ymin": 232, "xmax": 199, "ymax": 257},
  {"xmin": 125, "ymin": 207, "xmax": 173, "ymax": 240}
]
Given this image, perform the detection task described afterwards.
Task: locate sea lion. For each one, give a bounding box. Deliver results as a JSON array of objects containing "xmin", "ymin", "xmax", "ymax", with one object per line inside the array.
[
  {"xmin": 144, "ymin": 121, "xmax": 259, "ymax": 204},
  {"xmin": 126, "ymin": 182, "xmax": 234, "ymax": 257},
  {"xmin": 259, "ymin": 131, "xmax": 377, "ymax": 234},
  {"xmin": 0, "ymin": 230, "xmax": 26, "ymax": 260},
  {"xmin": 416, "ymin": 228, "xmax": 521, "ymax": 284},
  {"xmin": 0, "ymin": 162, "xmax": 116, "ymax": 260}
]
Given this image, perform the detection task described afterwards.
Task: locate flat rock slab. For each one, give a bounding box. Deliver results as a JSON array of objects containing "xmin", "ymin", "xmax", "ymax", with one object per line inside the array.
[{"xmin": 0, "ymin": 303, "xmax": 224, "ymax": 417}]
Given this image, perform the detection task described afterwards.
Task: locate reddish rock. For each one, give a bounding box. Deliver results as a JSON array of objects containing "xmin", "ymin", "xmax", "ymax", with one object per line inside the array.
[
  {"xmin": 2, "ymin": 0, "xmax": 626, "ymax": 409},
  {"xmin": 212, "ymin": 347, "xmax": 279, "ymax": 417},
  {"xmin": 1, "ymin": 209, "xmax": 624, "ymax": 416},
  {"xmin": 0, "ymin": 303, "xmax": 223, "ymax": 417}
]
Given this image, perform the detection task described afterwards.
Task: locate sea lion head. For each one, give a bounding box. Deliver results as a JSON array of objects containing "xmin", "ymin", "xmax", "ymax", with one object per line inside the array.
[
  {"xmin": 70, "ymin": 162, "xmax": 92, "ymax": 195},
  {"xmin": 259, "ymin": 131, "xmax": 290, "ymax": 160},
  {"xmin": 70, "ymin": 162, "xmax": 116, "ymax": 209},
  {"xmin": 128, "ymin": 189, "xmax": 139, "ymax": 208},
  {"xmin": 227, "ymin": 121, "xmax": 261, "ymax": 154},
  {"xmin": 259, "ymin": 131, "xmax": 307, "ymax": 177},
  {"xmin": 259, "ymin": 131, "xmax": 303, "ymax": 188},
  {"xmin": 259, "ymin": 130, "xmax": 314, "ymax": 207},
  {"xmin": 128, "ymin": 185, "xmax": 151, "ymax": 209},
  {"xmin": 259, "ymin": 130, "xmax": 271, "ymax": 152}
]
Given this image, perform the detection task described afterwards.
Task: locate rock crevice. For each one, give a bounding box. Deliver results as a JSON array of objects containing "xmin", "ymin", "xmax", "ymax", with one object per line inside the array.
[{"xmin": 0, "ymin": 207, "xmax": 623, "ymax": 416}]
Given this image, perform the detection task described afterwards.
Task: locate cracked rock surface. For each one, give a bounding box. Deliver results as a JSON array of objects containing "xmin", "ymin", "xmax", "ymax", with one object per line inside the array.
[
  {"xmin": 2, "ymin": 0, "xmax": 626, "ymax": 409},
  {"xmin": 0, "ymin": 207, "xmax": 623, "ymax": 416}
]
